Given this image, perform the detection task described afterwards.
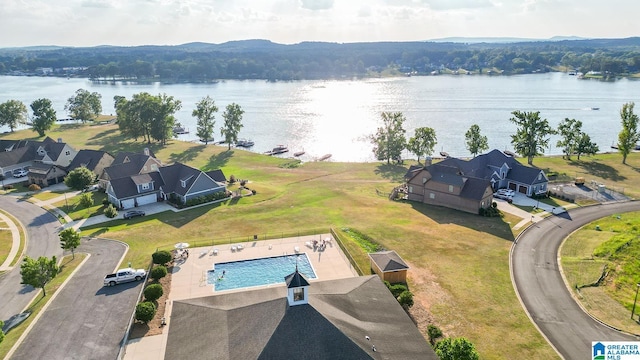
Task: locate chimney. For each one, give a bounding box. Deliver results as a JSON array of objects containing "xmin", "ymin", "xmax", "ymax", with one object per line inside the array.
[
  {"xmin": 57, "ymin": 138, "xmax": 63, "ymax": 143},
  {"xmin": 144, "ymin": 148, "xmax": 150, "ymax": 156},
  {"xmin": 424, "ymin": 156, "xmax": 432, "ymax": 167}
]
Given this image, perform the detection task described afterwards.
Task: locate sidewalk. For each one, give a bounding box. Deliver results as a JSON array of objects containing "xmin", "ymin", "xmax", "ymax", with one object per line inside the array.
[
  {"xmin": 0, "ymin": 211, "xmax": 21, "ymax": 271},
  {"xmin": 496, "ymin": 193, "xmax": 567, "ymax": 230}
]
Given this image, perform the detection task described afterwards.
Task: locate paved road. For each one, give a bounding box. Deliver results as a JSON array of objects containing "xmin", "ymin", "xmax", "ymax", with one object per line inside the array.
[
  {"xmin": 0, "ymin": 196, "xmax": 63, "ymax": 324},
  {"xmin": 11, "ymin": 238, "xmax": 144, "ymax": 360},
  {"xmin": 512, "ymin": 201, "xmax": 640, "ymax": 360}
]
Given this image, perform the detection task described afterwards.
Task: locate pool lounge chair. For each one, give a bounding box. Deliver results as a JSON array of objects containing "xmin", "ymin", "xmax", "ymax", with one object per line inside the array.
[
  {"xmin": 294, "ymin": 246, "xmax": 300, "ymax": 254},
  {"xmin": 231, "ymin": 246, "xmax": 237, "ymax": 252},
  {"xmin": 211, "ymin": 248, "xmax": 218, "ymax": 256},
  {"xmin": 237, "ymin": 244, "xmax": 244, "ymax": 251}
]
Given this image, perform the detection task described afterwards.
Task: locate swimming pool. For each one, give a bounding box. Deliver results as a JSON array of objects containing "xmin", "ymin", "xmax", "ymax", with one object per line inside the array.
[{"xmin": 208, "ymin": 253, "xmax": 317, "ymax": 291}]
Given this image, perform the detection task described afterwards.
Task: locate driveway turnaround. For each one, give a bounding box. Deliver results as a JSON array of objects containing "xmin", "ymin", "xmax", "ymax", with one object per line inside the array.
[
  {"xmin": 0, "ymin": 196, "xmax": 63, "ymax": 324},
  {"xmin": 10, "ymin": 238, "xmax": 143, "ymax": 360},
  {"xmin": 512, "ymin": 201, "xmax": 640, "ymax": 360}
]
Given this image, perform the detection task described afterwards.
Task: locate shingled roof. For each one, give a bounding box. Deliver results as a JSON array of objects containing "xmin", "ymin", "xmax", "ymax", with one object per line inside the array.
[
  {"xmin": 165, "ymin": 276, "xmax": 435, "ymax": 360},
  {"xmin": 369, "ymin": 251, "xmax": 409, "ymax": 272}
]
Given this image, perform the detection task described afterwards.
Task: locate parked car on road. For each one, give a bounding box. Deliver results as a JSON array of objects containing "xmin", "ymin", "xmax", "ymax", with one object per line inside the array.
[
  {"xmin": 123, "ymin": 210, "xmax": 145, "ymax": 219},
  {"xmin": 104, "ymin": 268, "xmax": 146, "ymax": 286}
]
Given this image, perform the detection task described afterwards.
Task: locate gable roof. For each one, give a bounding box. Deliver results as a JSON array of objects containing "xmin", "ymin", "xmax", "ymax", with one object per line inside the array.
[
  {"xmin": 165, "ymin": 276, "xmax": 435, "ymax": 360},
  {"xmin": 416, "ymin": 163, "xmax": 492, "ymax": 201},
  {"xmin": 285, "ymin": 269, "xmax": 310, "ymax": 288},
  {"xmin": 158, "ymin": 162, "xmax": 203, "ymax": 196},
  {"xmin": 369, "ymin": 251, "xmax": 409, "ymax": 272},
  {"xmin": 0, "ymin": 146, "xmax": 34, "ymax": 167},
  {"xmin": 206, "ymin": 169, "xmax": 227, "ymax": 183},
  {"xmin": 108, "ymin": 171, "xmax": 164, "ymax": 199},
  {"xmin": 68, "ymin": 149, "xmax": 113, "ymax": 172}
]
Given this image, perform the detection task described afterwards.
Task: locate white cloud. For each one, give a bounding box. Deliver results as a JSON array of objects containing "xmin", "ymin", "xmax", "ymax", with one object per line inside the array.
[{"xmin": 300, "ymin": 0, "xmax": 334, "ymax": 11}]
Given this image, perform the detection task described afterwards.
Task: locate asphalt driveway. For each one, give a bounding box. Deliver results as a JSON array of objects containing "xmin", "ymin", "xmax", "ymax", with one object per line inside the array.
[
  {"xmin": 10, "ymin": 238, "xmax": 144, "ymax": 360},
  {"xmin": 511, "ymin": 201, "xmax": 640, "ymax": 360}
]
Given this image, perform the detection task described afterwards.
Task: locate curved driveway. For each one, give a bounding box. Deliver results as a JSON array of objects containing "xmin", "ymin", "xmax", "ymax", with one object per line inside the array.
[
  {"xmin": 512, "ymin": 201, "xmax": 640, "ymax": 360},
  {"xmin": 0, "ymin": 196, "xmax": 63, "ymax": 323},
  {"xmin": 10, "ymin": 238, "xmax": 142, "ymax": 360}
]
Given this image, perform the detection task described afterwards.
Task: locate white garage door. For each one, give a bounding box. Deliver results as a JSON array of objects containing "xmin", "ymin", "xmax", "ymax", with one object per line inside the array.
[
  {"xmin": 121, "ymin": 199, "xmax": 135, "ymax": 209},
  {"xmin": 136, "ymin": 193, "xmax": 157, "ymax": 206}
]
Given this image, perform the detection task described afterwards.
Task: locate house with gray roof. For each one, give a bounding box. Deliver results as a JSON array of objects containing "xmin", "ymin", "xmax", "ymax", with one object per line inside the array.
[
  {"xmin": 406, "ymin": 161, "xmax": 494, "ymax": 214},
  {"xmin": 105, "ymin": 158, "xmax": 227, "ymax": 209},
  {"xmin": 0, "ymin": 137, "xmax": 76, "ymax": 182},
  {"xmin": 164, "ymin": 271, "xmax": 436, "ymax": 360},
  {"xmin": 99, "ymin": 148, "xmax": 162, "ymax": 189},
  {"xmin": 67, "ymin": 149, "xmax": 114, "ymax": 179},
  {"xmin": 405, "ymin": 150, "xmax": 548, "ymax": 213}
]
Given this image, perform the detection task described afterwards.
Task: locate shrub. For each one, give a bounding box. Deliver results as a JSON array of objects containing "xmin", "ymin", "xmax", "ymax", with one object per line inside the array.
[
  {"xmin": 144, "ymin": 283, "xmax": 164, "ymax": 302},
  {"xmin": 102, "ymin": 199, "xmax": 110, "ymax": 206},
  {"xmin": 388, "ymin": 283, "xmax": 408, "ymax": 298},
  {"xmin": 398, "ymin": 290, "xmax": 414, "ymax": 308},
  {"xmin": 251, "ymin": 189, "xmax": 257, "ymax": 195},
  {"xmin": 3, "ymin": 184, "xmax": 14, "ymax": 190},
  {"xmin": 427, "ymin": 324, "xmax": 443, "ymax": 345},
  {"xmin": 79, "ymin": 192, "xmax": 93, "ymax": 208},
  {"xmin": 135, "ymin": 302, "xmax": 156, "ymax": 323},
  {"xmin": 229, "ymin": 175, "xmax": 236, "ymax": 183},
  {"xmin": 150, "ymin": 265, "xmax": 168, "ymax": 281},
  {"xmin": 152, "ymin": 250, "xmax": 172, "ymax": 265},
  {"xmin": 104, "ymin": 204, "xmax": 118, "ymax": 218},
  {"xmin": 28, "ymin": 184, "xmax": 41, "ymax": 192}
]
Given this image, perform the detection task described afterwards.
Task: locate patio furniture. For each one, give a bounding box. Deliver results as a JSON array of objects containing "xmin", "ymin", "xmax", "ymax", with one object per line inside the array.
[
  {"xmin": 231, "ymin": 246, "xmax": 237, "ymax": 252},
  {"xmin": 211, "ymin": 248, "xmax": 218, "ymax": 256},
  {"xmin": 294, "ymin": 246, "xmax": 300, "ymax": 254},
  {"xmin": 237, "ymin": 244, "xmax": 244, "ymax": 251},
  {"xmin": 305, "ymin": 241, "xmax": 313, "ymax": 248}
]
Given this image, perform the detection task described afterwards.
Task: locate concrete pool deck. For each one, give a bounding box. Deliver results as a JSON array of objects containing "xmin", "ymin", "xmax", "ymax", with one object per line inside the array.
[{"xmin": 124, "ymin": 233, "xmax": 359, "ymax": 360}]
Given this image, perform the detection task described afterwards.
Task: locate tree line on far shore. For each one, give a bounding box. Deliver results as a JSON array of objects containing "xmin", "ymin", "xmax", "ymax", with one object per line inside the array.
[{"xmin": 370, "ymin": 102, "xmax": 640, "ymax": 165}]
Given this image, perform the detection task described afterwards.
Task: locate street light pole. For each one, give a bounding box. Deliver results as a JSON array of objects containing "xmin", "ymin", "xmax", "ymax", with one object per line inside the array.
[{"xmin": 631, "ymin": 283, "xmax": 640, "ymax": 320}]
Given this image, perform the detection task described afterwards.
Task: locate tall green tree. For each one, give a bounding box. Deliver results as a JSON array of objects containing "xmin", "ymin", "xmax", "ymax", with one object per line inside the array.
[
  {"xmin": 20, "ymin": 256, "xmax": 59, "ymax": 297},
  {"xmin": 116, "ymin": 92, "xmax": 181, "ymax": 145},
  {"xmin": 434, "ymin": 337, "xmax": 479, "ymax": 360},
  {"xmin": 464, "ymin": 124, "xmax": 489, "ymax": 157},
  {"xmin": 64, "ymin": 89, "xmax": 102, "ymax": 123},
  {"xmin": 59, "ymin": 228, "xmax": 81, "ymax": 259},
  {"xmin": 30, "ymin": 98, "xmax": 57, "ymax": 137},
  {"xmin": 556, "ymin": 118, "xmax": 582, "ymax": 160},
  {"xmin": 0, "ymin": 99, "xmax": 28, "ymax": 132},
  {"xmin": 371, "ymin": 112, "xmax": 407, "ymax": 164},
  {"xmin": 64, "ymin": 166, "xmax": 95, "ymax": 190},
  {"xmin": 407, "ymin": 127, "xmax": 437, "ymax": 164},
  {"xmin": 193, "ymin": 95, "xmax": 218, "ymax": 144},
  {"xmin": 575, "ymin": 132, "xmax": 599, "ymax": 160},
  {"xmin": 617, "ymin": 102, "xmax": 639, "ymax": 164},
  {"xmin": 221, "ymin": 103, "xmax": 245, "ymax": 150},
  {"xmin": 509, "ymin": 110, "xmax": 556, "ymax": 165}
]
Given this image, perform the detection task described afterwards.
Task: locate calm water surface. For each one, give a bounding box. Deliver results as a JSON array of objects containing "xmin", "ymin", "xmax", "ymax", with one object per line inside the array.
[{"xmin": 1, "ymin": 73, "xmax": 638, "ymax": 161}]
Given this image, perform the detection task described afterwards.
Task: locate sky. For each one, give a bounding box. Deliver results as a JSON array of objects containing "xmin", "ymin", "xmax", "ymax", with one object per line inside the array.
[{"xmin": 1, "ymin": 0, "xmax": 638, "ymax": 47}]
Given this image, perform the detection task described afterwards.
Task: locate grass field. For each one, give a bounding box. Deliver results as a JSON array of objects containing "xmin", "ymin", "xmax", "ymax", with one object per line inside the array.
[{"xmin": 5, "ymin": 124, "xmax": 640, "ymax": 358}]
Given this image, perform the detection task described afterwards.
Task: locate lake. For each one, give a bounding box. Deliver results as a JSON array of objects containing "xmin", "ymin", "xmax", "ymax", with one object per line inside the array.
[{"xmin": 1, "ymin": 73, "xmax": 638, "ymax": 162}]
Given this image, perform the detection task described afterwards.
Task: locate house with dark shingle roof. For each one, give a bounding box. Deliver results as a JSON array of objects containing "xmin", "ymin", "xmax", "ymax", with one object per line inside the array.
[
  {"xmin": 28, "ymin": 163, "xmax": 67, "ymax": 187},
  {"xmin": 0, "ymin": 137, "xmax": 76, "ymax": 182},
  {"xmin": 438, "ymin": 149, "xmax": 548, "ymax": 196},
  {"xmin": 158, "ymin": 162, "xmax": 226, "ymax": 205},
  {"xmin": 67, "ymin": 149, "xmax": 114, "ymax": 180},
  {"xmin": 406, "ymin": 161, "xmax": 494, "ymax": 214},
  {"xmin": 406, "ymin": 150, "xmax": 548, "ymax": 213},
  {"xmin": 99, "ymin": 148, "xmax": 162, "ymax": 189},
  {"xmin": 369, "ymin": 250, "xmax": 410, "ymax": 284},
  {"xmin": 164, "ymin": 271, "xmax": 436, "ymax": 360}
]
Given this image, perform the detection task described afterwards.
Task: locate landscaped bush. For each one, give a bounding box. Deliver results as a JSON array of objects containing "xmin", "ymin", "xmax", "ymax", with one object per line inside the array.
[
  {"xmin": 79, "ymin": 192, "xmax": 93, "ymax": 208},
  {"xmin": 398, "ymin": 290, "xmax": 414, "ymax": 308},
  {"xmin": 229, "ymin": 175, "xmax": 236, "ymax": 183},
  {"xmin": 144, "ymin": 283, "xmax": 164, "ymax": 302},
  {"xmin": 3, "ymin": 184, "xmax": 14, "ymax": 190},
  {"xmin": 104, "ymin": 204, "xmax": 118, "ymax": 218},
  {"xmin": 135, "ymin": 301, "xmax": 156, "ymax": 323},
  {"xmin": 102, "ymin": 199, "xmax": 110, "ymax": 206},
  {"xmin": 150, "ymin": 265, "xmax": 168, "ymax": 281},
  {"xmin": 183, "ymin": 190, "xmax": 229, "ymax": 207},
  {"xmin": 479, "ymin": 205, "xmax": 501, "ymax": 217},
  {"xmin": 152, "ymin": 250, "xmax": 172, "ymax": 265},
  {"xmin": 28, "ymin": 184, "xmax": 41, "ymax": 192},
  {"xmin": 387, "ymin": 282, "xmax": 408, "ymax": 298}
]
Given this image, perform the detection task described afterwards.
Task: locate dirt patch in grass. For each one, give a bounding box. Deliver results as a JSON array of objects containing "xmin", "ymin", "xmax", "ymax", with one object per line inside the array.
[
  {"xmin": 129, "ymin": 267, "xmax": 172, "ymax": 339},
  {"xmin": 406, "ymin": 261, "xmax": 451, "ymax": 336}
]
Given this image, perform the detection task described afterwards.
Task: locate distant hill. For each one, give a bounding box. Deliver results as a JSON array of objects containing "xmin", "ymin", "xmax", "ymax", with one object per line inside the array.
[{"xmin": 430, "ymin": 36, "xmax": 588, "ymax": 44}]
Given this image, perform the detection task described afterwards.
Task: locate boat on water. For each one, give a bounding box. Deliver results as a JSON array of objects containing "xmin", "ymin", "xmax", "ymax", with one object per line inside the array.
[
  {"xmin": 265, "ymin": 145, "xmax": 289, "ymax": 156},
  {"xmin": 440, "ymin": 151, "xmax": 450, "ymax": 158},
  {"xmin": 173, "ymin": 126, "xmax": 189, "ymax": 135},
  {"xmin": 293, "ymin": 151, "xmax": 305, "ymax": 157},
  {"xmin": 235, "ymin": 139, "xmax": 255, "ymax": 148},
  {"xmin": 590, "ymin": 107, "xmax": 600, "ymax": 110},
  {"xmin": 318, "ymin": 154, "xmax": 332, "ymax": 161}
]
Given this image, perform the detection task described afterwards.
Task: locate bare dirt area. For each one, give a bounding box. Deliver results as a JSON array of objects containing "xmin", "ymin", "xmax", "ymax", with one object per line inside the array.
[
  {"xmin": 406, "ymin": 261, "xmax": 452, "ymax": 338},
  {"xmin": 129, "ymin": 266, "xmax": 173, "ymax": 339}
]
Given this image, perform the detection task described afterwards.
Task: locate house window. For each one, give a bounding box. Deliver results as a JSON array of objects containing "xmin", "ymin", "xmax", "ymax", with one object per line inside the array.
[
  {"xmin": 65, "ymin": 151, "xmax": 70, "ymax": 156},
  {"xmin": 429, "ymin": 193, "xmax": 435, "ymax": 199},
  {"xmin": 180, "ymin": 180, "xmax": 186, "ymax": 188},
  {"xmin": 538, "ymin": 173, "xmax": 542, "ymax": 180},
  {"xmin": 142, "ymin": 183, "xmax": 150, "ymax": 190},
  {"xmin": 151, "ymin": 164, "xmax": 158, "ymax": 171},
  {"xmin": 422, "ymin": 177, "xmax": 427, "ymax": 184},
  {"xmin": 408, "ymin": 186, "xmax": 413, "ymax": 193},
  {"xmin": 448, "ymin": 185, "xmax": 454, "ymax": 192},
  {"xmin": 293, "ymin": 288, "xmax": 304, "ymax": 301}
]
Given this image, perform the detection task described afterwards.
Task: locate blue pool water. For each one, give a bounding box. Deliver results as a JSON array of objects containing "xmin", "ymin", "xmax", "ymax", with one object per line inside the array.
[{"xmin": 208, "ymin": 253, "xmax": 317, "ymax": 291}]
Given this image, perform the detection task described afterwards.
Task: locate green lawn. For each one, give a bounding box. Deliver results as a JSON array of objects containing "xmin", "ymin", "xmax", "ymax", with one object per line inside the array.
[
  {"xmin": 0, "ymin": 219, "xmax": 10, "ymax": 266},
  {"xmin": 6, "ymin": 124, "xmax": 640, "ymax": 359},
  {"xmin": 30, "ymin": 189, "xmax": 69, "ymax": 202},
  {"xmin": 51, "ymin": 192, "xmax": 107, "ymax": 220}
]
